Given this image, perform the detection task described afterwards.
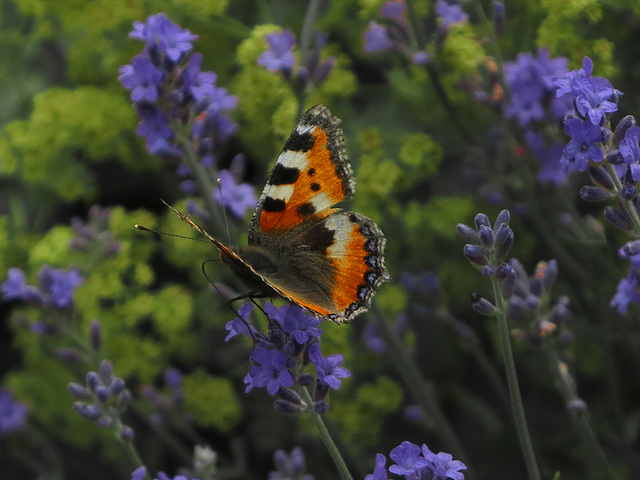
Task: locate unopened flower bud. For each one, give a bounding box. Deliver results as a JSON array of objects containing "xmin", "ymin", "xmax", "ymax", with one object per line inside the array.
[
  {"xmin": 613, "ymin": 115, "xmax": 636, "ymax": 145},
  {"xmin": 605, "ymin": 148, "xmax": 624, "ymax": 165},
  {"xmin": 474, "ymin": 213, "xmax": 491, "ymax": 229},
  {"xmin": 604, "ymin": 206, "xmax": 632, "ymax": 231},
  {"xmin": 623, "ymin": 240, "xmax": 640, "ymax": 256},
  {"xmin": 120, "ymin": 425, "xmax": 135, "ymax": 442},
  {"xmin": 588, "ymin": 166, "xmax": 614, "ymax": 189},
  {"xmin": 68, "ymin": 382, "xmax": 92, "ymax": 400},
  {"xmin": 456, "ymin": 224, "xmax": 480, "ymax": 244},
  {"xmin": 580, "ymin": 186, "xmax": 612, "ymax": 202},
  {"xmin": 314, "ymin": 401, "xmax": 330, "ymax": 415},
  {"xmin": 471, "ymin": 295, "xmax": 496, "ymax": 316},
  {"xmin": 478, "ymin": 225, "xmax": 494, "ymax": 247},
  {"xmin": 463, "ymin": 244, "xmax": 486, "ymax": 265},
  {"xmin": 274, "ymin": 399, "xmax": 304, "ymax": 415}
]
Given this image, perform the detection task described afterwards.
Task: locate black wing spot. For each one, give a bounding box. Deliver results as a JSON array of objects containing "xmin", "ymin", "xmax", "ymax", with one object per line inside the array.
[
  {"xmin": 263, "ymin": 197, "xmax": 286, "ymax": 212},
  {"xmin": 310, "ymin": 182, "xmax": 321, "ymax": 192},
  {"xmin": 308, "ymin": 168, "xmax": 316, "ymax": 176},
  {"xmin": 297, "ymin": 202, "xmax": 316, "ymax": 217},
  {"xmin": 283, "ymin": 130, "xmax": 315, "ymax": 152},
  {"xmin": 270, "ymin": 164, "xmax": 300, "ymax": 185}
]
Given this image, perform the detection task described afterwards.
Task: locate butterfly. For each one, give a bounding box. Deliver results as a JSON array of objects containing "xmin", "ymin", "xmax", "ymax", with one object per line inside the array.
[{"xmin": 169, "ymin": 105, "xmax": 389, "ymax": 323}]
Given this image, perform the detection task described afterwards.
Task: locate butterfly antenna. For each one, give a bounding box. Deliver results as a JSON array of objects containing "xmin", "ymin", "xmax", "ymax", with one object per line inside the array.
[
  {"xmin": 216, "ymin": 175, "xmax": 233, "ymax": 246},
  {"xmin": 134, "ymin": 224, "xmax": 211, "ymax": 243},
  {"xmin": 201, "ymin": 259, "xmax": 257, "ymax": 345}
]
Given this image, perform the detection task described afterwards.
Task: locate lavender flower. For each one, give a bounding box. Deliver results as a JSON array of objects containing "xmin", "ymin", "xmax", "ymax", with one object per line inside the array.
[
  {"xmin": 118, "ymin": 54, "xmax": 163, "ymax": 103},
  {"xmin": 560, "ymin": 117, "xmax": 604, "ymax": 171},
  {"xmin": 2, "ymin": 265, "xmax": 83, "ymax": 310},
  {"xmin": 365, "ymin": 453, "xmax": 389, "ymax": 480},
  {"xmin": 611, "ymin": 249, "xmax": 640, "ymax": 314},
  {"xmin": 0, "ymin": 389, "xmax": 27, "ymax": 437},
  {"xmin": 257, "ymin": 30, "xmax": 296, "ymax": 74},
  {"xmin": 436, "ymin": 0, "xmax": 468, "ymax": 30},
  {"xmin": 385, "ymin": 441, "xmax": 467, "ymax": 479},
  {"xmin": 363, "ymin": 21, "xmax": 394, "ymax": 53},
  {"xmin": 69, "ymin": 360, "xmax": 133, "ymax": 441},
  {"xmin": 308, "ymin": 343, "xmax": 350, "ymax": 389},
  {"xmin": 212, "ymin": 170, "xmax": 257, "ymax": 219},
  {"xmin": 269, "ymin": 447, "xmax": 314, "ymax": 480},
  {"xmin": 130, "ymin": 12, "xmax": 197, "ymax": 64},
  {"xmin": 245, "ymin": 347, "xmax": 294, "ymax": 395},
  {"xmin": 619, "ymin": 126, "xmax": 640, "ymax": 181},
  {"xmin": 389, "ymin": 441, "xmax": 429, "ymax": 476}
]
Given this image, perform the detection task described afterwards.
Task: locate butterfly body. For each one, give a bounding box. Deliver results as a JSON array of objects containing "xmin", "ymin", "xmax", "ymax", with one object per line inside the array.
[{"xmin": 174, "ymin": 105, "xmax": 389, "ymax": 323}]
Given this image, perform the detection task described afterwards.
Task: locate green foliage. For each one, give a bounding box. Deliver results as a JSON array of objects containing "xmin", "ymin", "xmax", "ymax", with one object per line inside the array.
[
  {"xmin": 332, "ymin": 376, "xmax": 403, "ymax": 455},
  {"xmin": 182, "ymin": 370, "xmax": 242, "ymax": 431}
]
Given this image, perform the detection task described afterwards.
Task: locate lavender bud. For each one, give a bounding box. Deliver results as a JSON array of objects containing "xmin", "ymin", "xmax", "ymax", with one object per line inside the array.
[
  {"xmin": 86, "ymin": 371, "xmax": 100, "ymax": 391},
  {"xmin": 108, "ymin": 378, "xmax": 125, "ymax": 397},
  {"xmin": 274, "ymin": 399, "xmax": 304, "ymax": 415},
  {"xmin": 90, "ymin": 320, "xmax": 101, "ymax": 351},
  {"xmin": 95, "ymin": 416, "xmax": 112, "ymax": 428},
  {"xmin": 117, "ymin": 389, "xmax": 131, "ymax": 411},
  {"xmin": 613, "ymin": 115, "xmax": 636, "ymax": 145},
  {"xmin": 98, "ymin": 360, "xmax": 113, "ymax": 384},
  {"xmin": 541, "ymin": 259, "xmax": 558, "ymax": 290},
  {"xmin": 297, "ymin": 373, "xmax": 315, "ymax": 387},
  {"xmin": 606, "ymin": 149, "xmax": 624, "ymax": 165},
  {"xmin": 456, "ymin": 224, "xmax": 481, "ymax": 244},
  {"xmin": 493, "ymin": 1, "xmax": 505, "ymax": 35},
  {"xmin": 588, "ymin": 166, "xmax": 614, "ymax": 189},
  {"xmin": 277, "ymin": 387, "xmax": 303, "ymax": 405},
  {"xmin": 567, "ymin": 399, "xmax": 587, "ymax": 413},
  {"xmin": 494, "ymin": 228, "xmax": 514, "ymax": 259},
  {"xmin": 120, "ymin": 425, "xmax": 135, "ymax": 442},
  {"xmin": 68, "ymin": 382, "xmax": 92, "ymax": 400},
  {"xmin": 314, "ymin": 401, "xmax": 330, "ymax": 415},
  {"xmin": 604, "ymin": 206, "xmax": 632, "ymax": 231},
  {"xmin": 478, "ymin": 225, "xmax": 495, "ymax": 247},
  {"xmin": 622, "ymin": 185, "xmax": 637, "ymax": 200},
  {"xmin": 474, "ymin": 213, "xmax": 491, "ymax": 229},
  {"xmin": 57, "ymin": 348, "xmax": 84, "ymax": 363},
  {"xmin": 600, "ymin": 127, "xmax": 611, "ymax": 144},
  {"xmin": 493, "ymin": 209, "xmax": 510, "ymax": 231},
  {"xmin": 623, "ymin": 240, "xmax": 640, "ymax": 256},
  {"xmin": 580, "ymin": 186, "xmax": 613, "ymax": 202},
  {"xmin": 481, "ymin": 265, "xmax": 495, "ymax": 276},
  {"xmin": 73, "ymin": 402, "xmax": 102, "ymax": 420},
  {"xmin": 94, "ymin": 385, "xmax": 110, "ymax": 403},
  {"xmin": 471, "ymin": 295, "xmax": 496, "ymax": 316},
  {"xmin": 314, "ymin": 382, "xmax": 330, "ymax": 402},
  {"xmin": 463, "ymin": 244, "xmax": 487, "ymax": 265}
]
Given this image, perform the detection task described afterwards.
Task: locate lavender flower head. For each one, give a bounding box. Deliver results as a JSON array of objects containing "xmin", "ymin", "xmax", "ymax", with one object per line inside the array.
[
  {"xmin": 258, "ymin": 30, "xmax": 296, "ymax": 74},
  {"xmin": 2, "ymin": 265, "xmax": 83, "ymax": 310},
  {"xmin": 212, "ymin": 170, "xmax": 258, "ymax": 219},
  {"xmin": 0, "ymin": 389, "xmax": 28, "ymax": 437}
]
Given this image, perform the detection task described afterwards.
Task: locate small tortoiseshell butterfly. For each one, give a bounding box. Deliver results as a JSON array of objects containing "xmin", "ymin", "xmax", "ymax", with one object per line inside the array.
[{"xmin": 170, "ymin": 105, "xmax": 389, "ymax": 323}]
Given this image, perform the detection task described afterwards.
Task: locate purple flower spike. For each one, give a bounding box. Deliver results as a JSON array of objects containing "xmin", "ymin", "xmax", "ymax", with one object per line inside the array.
[
  {"xmin": 364, "ymin": 21, "xmax": 393, "ymax": 53},
  {"xmin": 130, "ymin": 13, "xmax": 197, "ymax": 64},
  {"xmin": 118, "ymin": 55, "xmax": 163, "ymax": 103},
  {"xmin": 258, "ymin": 30, "xmax": 296, "ymax": 74},
  {"xmin": 213, "ymin": 170, "xmax": 257, "ymax": 219},
  {"xmin": 620, "ymin": 126, "xmax": 640, "ymax": 181}
]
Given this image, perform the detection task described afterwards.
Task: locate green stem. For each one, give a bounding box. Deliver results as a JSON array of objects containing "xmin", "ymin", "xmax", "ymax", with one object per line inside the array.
[
  {"xmin": 545, "ymin": 345, "xmax": 617, "ymax": 479},
  {"xmin": 300, "ymin": 387, "xmax": 354, "ymax": 480},
  {"xmin": 372, "ymin": 306, "xmax": 477, "ymax": 480},
  {"xmin": 605, "ymin": 162, "xmax": 640, "ymax": 236},
  {"xmin": 491, "ymin": 279, "xmax": 541, "ymax": 480}
]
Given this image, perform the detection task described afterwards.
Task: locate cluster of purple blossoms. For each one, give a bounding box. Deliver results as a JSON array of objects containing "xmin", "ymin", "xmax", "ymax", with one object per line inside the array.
[
  {"xmin": 68, "ymin": 360, "xmax": 134, "ymax": 442},
  {"xmin": 132, "ymin": 466, "xmax": 196, "ymax": 480},
  {"xmin": 363, "ymin": 0, "xmax": 466, "ymax": 64},
  {"xmin": 365, "ymin": 440, "xmax": 466, "ymax": 480},
  {"xmin": 69, "ymin": 205, "xmax": 121, "ymax": 256},
  {"xmin": 611, "ymin": 246, "xmax": 640, "ymax": 314},
  {"xmin": 2, "ymin": 265, "xmax": 83, "ymax": 310},
  {"xmin": 0, "ymin": 389, "xmax": 28, "ymax": 437},
  {"xmin": 554, "ymin": 56, "xmax": 622, "ymax": 173},
  {"xmin": 502, "ymin": 49, "xmax": 572, "ymax": 184},
  {"xmin": 506, "ymin": 259, "xmax": 573, "ymax": 345},
  {"xmin": 269, "ymin": 447, "xmax": 314, "ymax": 480},
  {"xmin": 140, "ymin": 367, "xmax": 188, "ymax": 425},
  {"xmin": 257, "ymin": 29, "xmax": 334, "ymax": 88},
  {"xmin": 119, "ymin": 14, "xmax": 250, "ymax": 216},
  {"xmin": 226, "ymin": 302, "xmax": 350, "ymax": 414},
  {"xmin": 457, "ymin": 210, "xmax": 517, "ymax": 314}
]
